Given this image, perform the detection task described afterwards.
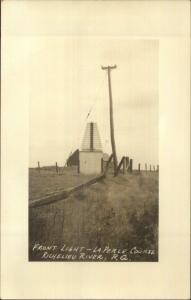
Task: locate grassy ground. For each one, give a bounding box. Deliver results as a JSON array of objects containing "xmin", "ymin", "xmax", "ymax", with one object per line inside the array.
[
  {"xmin": 29, "ymin": 166, "xmax": 95, "ymax": 201},
  {"xmin": 29, "ymin": 170, "xmax": 158, "ymax": 262}
]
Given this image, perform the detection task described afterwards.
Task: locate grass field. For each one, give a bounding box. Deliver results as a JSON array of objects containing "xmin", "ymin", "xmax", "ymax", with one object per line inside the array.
[
  {"xmin": 29, "ymin": 166, "xmax": 95, "ymax": 201},
  {"xmin": 29, "ymin": 170, "xmax": 158, "ymax": 262}
]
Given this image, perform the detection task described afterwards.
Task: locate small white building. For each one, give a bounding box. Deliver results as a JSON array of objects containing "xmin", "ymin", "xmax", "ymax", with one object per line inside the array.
[{"xmin": 79, "ymin": 122, "xmax": 103, "ymax": 174}]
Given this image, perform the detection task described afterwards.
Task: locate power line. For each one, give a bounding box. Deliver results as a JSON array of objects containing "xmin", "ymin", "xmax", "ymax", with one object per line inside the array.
[{"xmin": 65, "ymin": 72, "xmax": 107, "ymax": 164}]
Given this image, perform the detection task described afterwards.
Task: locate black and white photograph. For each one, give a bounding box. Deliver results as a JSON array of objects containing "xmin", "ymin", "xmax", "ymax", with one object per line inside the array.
[{"xmin": 29, "ymin": 38, "xmax": 159, "ymax": 262}]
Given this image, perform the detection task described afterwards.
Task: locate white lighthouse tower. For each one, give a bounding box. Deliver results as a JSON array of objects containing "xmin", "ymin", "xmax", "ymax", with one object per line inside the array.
[{"xmin": 79, "ymin": 122, "xmax": 103, "ymax": 174}]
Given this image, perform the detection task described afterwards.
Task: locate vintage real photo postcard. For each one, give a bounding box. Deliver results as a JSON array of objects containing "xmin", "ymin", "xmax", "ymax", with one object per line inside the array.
[{"xmin": 1, "ymin": 0, "xmax": 190, "ymax": 299}]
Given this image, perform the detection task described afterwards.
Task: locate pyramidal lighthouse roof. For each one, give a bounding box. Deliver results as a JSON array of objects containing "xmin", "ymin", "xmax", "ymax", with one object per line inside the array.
[{"xmin": 81, "ymin": 122, "xmax": 102, "ymax": 152}]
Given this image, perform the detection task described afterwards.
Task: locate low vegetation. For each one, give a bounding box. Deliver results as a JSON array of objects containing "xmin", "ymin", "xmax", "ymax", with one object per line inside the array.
[
  {"xmin": 29, "ymin": 166, "xmax": 94, "ymax": 200},
  {"xmin": 29, "ymin": 170, "xmax": 158, "ymax": 262}
]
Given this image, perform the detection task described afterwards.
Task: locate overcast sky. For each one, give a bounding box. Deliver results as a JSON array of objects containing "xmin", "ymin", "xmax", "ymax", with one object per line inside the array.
[{"xmin": 29, "ymin": 38, "xmax": 158, "ymax": 168}]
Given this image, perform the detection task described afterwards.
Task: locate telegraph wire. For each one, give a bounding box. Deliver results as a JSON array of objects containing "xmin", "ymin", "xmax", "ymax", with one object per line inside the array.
[{"xmin": 64, "ymin": 72, "xmax": 107, "ymax": 166}]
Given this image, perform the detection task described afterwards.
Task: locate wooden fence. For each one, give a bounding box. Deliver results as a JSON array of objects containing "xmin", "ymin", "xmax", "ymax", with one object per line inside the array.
[
  {"xmin": 36, "ymin": 159, "xmax": 159, "ymax": 176},
  {"xmin": 30, "ymin": 174, "xmax": 105, "ymax": 208},
  {"xmin": 102, "ymin": 155, "xmax": 159, "ymax": 175}
]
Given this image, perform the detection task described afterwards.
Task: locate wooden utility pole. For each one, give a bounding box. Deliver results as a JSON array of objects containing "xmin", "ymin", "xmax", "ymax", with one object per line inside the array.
[{"xmin": 101, "ymin": 65, "xmax": 118, "ymax": 175}]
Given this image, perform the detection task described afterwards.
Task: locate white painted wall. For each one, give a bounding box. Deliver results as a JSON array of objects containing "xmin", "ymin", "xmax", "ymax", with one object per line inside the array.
[{"xmin": 79, "ymin": 151, "xmax": 103, "ymax": 174}]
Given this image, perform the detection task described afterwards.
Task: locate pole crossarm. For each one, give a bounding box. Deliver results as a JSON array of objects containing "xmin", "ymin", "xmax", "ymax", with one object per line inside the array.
[{"xmin": 101, "ymin": 65, "xmax": 117, "ymax": 70}]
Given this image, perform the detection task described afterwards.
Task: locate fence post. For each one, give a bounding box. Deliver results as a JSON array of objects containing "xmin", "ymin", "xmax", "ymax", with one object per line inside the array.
[
  {"xmin": 101, "ymin": 158, "xmax": 103, "ymax": 173},
  {"xmin": 77, "ymin": 159, "xmax": 80, "ymax": 174},
  {"xmin": 104, "ymin": 153, "xmax": 113, "ymax": 175},
  {"xmin": 116, "ymin": 156, "xmax": 125, "ymax": 176},
  {"xmin": 37, "ymin": 161, "xmax": 40, "ymax": 173},
  {"xmin": 157, "ymin": 165, "xmax": 159, "ymax": 172},
  {"xmin": 153, "ymin": 165, "xmax": 155, "ymax": 172},
  {"xmin": 56, "ymin": 162, "xmax": 58, "ymax": 174},
  {"xmin": 145, "ymin": 163, "xmax": 147, "ymax": 171},
  {"xmin": 125, "ymin": 157, "xmax": 129, "ymax": 171},
  {"xmin": 150, "ymin": 164, "xmax": 151, "ymax": 172},
  {"xmin": 138, "ymin": 163, "xmax": 141, "ymax": 172},
  {"xmin": 122, "ymin": 157, "xmax": 126, "ymax": 174},
  {"xmin": 129, "ymin": 159, "xmax": 133, "ymax": 172}
]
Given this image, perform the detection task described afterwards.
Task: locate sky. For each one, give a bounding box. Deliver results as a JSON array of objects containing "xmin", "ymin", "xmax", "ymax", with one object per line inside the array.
[{"xmin": 29, "ymin": 38, "xmax": 158, "ymax": 168}]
